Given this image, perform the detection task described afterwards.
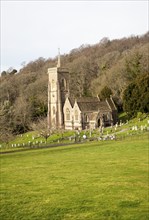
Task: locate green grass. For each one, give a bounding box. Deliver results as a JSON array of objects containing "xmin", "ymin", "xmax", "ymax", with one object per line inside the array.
[
  {"xmin": 0, "ymin": 138, "xmax": 148, "ymax": 220},
  {"xmin": 0, "ymin": 113, "xmax": 148, "ymax": 152}
]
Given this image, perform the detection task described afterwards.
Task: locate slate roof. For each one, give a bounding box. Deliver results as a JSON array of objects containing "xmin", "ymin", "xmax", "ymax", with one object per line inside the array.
[
  {"xmin": 67, "ymin": 96, "xmax": 117, "ymax": 112},
  {"xmin": 74, "ymin": 97, "xmax": 110, "ymax": 112}
]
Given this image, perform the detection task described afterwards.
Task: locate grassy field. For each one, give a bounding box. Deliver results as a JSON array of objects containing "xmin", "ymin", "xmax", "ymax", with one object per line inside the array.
[{"xmin": 0, "ymin": 138, "xmax": 148, "ymax": 220}]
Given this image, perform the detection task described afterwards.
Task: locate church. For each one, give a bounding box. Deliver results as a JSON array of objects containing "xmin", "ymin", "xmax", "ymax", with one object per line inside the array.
[{"xmin": 47, "ymin": 53, "xmax": 117, "ymax": 130}]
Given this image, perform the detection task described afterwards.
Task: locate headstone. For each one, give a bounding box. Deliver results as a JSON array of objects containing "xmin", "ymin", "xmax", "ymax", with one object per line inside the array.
[
  {"xmin": 135, "ymin": 126, "xmax": 138, "ymax": 131},
  {"xmin": 98, "ymin": 137, "xmax": 102, "ymax": 141},
  {"xmin": 83, "ymin": 135, "xmax": 86, "ymax": 139}
]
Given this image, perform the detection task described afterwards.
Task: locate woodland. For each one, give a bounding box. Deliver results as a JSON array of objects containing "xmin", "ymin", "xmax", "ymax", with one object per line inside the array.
[{"xmin": 0, "ymin": 32, "xmax": 149, "ymax": 138}]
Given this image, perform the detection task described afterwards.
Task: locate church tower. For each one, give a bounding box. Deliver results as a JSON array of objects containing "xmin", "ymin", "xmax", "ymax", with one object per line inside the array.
[{"xmin": 47, "ymin": 50, "xmax": 69, "ymax": 129}]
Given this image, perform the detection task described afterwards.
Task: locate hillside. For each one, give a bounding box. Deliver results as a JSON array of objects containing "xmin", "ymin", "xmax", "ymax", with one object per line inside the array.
[{"xmin": 0, "ymin": 32, "xmax": 149, "ymax": 135}]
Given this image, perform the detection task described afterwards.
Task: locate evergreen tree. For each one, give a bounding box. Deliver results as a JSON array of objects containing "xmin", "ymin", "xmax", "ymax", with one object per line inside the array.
[
  {"xmin": 99, "ymin": 86, "xmax": 113, "ymax": 100},
  {"xmin": 123, "ymin": 73, "xmax": 149, "ymax": 117}
]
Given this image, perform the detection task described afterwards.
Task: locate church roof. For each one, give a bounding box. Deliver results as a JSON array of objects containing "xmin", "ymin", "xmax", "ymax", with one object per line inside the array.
[
  {"xmin": 76, "ymin": 97, "xmax": 111, "ymax": 112},
  {"xmin": 67, "ymin": 96, "xmax": 117, "ymax": 113}
]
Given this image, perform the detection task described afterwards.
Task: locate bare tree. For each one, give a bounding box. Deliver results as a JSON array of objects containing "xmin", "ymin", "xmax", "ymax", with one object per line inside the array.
[{"xmin": 31, "ymin": 117, "xmax": 54, "ymax": 143}]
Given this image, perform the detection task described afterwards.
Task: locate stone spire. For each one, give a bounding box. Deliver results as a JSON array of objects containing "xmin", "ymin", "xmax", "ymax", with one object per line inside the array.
[{"xmin": 57, "ymin": 48, "xmax": 61, "ymax": 68}]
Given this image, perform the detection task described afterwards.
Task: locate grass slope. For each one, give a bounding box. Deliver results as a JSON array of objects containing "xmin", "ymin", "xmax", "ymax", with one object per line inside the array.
[{"xmin": 0, "ymin": 139, "xmax": 148, "ymax": 220}]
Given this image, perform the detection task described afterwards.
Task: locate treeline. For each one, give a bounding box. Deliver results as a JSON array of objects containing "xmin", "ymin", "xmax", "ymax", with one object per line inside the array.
[{"xmin": 0, "ymin": 32, "xmax": 149, "ymax": 138}]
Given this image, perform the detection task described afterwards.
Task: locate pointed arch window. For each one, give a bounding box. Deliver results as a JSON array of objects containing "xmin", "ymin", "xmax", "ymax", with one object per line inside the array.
[
  {"xmin": 75, "ymin": 110, "xmax": 79, "ymax": 121},
  {"xmin": 66, "ymin": 108, "xmax": 70, "ymax": 121}
]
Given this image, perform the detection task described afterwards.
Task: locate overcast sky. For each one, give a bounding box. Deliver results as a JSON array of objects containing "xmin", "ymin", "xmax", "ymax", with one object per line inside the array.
[{"xmin": 1, "ymin": 0, "xmax": 148, "ymax": 71}]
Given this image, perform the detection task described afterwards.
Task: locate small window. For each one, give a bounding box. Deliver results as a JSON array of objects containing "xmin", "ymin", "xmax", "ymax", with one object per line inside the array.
[
  {"xmin": 75, "ymin": 110, "xmax": 79, "ymax": 121},
  {"xmin": 66, "ymin": 108, "xmax": 70, "ymax": 121},
  {"xmin": 52, "ymin": 79, "xmax": 55, "ymax": 89},
  {"xmin": 53, "ymin": 106, "xmax": 56, "ymax": 115},
  {"xmin": 62, "ymin": 78, "xmax": 66, "ymax": 89}
]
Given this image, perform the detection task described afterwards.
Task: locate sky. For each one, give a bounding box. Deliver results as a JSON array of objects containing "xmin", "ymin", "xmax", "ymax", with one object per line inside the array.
[{"xmin": 1, "ymin": 0, "xmax": 148, "ymax": 72}]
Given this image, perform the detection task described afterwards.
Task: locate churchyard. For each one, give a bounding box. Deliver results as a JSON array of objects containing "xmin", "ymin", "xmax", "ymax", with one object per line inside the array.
[
  {"xmin": 0, "ymin": 137, "xmax": 148, "ymax": 219},
  {"xmin": 0, "ymin": 113, "xmax": 148, "ymax": 153}
]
